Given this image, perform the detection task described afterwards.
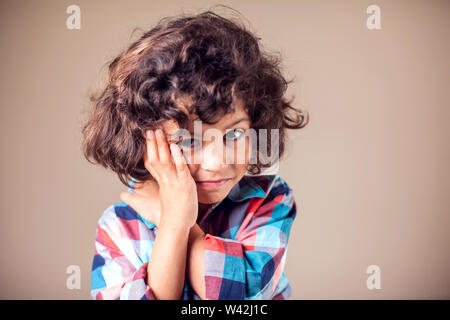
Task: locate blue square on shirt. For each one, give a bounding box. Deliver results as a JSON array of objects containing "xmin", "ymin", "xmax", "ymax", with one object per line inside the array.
[
  {"xmin": 223, "ymin": 254, "xmax": 245, "ymax": 282},
  {"xmin": 219, "ymin": 278, "xmax": 245, "ymax": 300}
]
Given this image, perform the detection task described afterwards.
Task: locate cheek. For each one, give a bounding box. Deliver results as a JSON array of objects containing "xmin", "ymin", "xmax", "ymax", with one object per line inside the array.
[
  {"xmin": 186, "ymin": 163, "xmax": 197, "ymax": 175},
  {"xmin": 225, "ymin": 136, "xmax": 251, "ymax": 165},
  {"xmin": 231, "ymin": 138, "xmax": 251, "ymax": 174},
  {"xmin": 233, "ymin": 164, "xmax": 249, "ymax": 177}
]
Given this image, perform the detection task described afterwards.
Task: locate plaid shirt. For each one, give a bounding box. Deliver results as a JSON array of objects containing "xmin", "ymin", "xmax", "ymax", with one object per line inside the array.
[{"xmin": 91, "ymin": 174, "xmax": 297, "ymax": 300}]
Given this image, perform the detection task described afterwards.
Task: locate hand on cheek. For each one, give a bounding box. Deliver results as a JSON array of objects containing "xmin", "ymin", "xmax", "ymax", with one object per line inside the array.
[{"xmin": 142, "ymin": 128, "xmax": 198, "ymax": 229}]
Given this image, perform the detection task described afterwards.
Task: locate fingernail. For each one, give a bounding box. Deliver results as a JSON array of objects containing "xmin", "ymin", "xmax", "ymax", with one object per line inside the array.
[
  {"xmin": 146, "ymin": 130, "xmax": 154, "ymax": 139},
  {"xmin": 155, "ymin": 129, "xmax": 163, "ymax": 138}
]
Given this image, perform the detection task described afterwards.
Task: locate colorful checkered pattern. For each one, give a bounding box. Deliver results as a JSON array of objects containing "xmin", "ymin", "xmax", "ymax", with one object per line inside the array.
[{"xmin": 91, "ymin": 174, "xmax": 297, "ymax": 300}]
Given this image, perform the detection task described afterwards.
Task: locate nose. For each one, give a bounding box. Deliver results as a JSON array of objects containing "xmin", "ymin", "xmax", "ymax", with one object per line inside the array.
[{"xmin": 199, "ymin": 139, "xmax": 226, "ymax": 171}]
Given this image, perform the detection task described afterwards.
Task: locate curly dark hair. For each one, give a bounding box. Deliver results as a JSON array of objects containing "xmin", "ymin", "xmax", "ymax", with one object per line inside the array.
[{"xmin": 82, "ymin": 7, "xmax": 309, "ymax": 189}]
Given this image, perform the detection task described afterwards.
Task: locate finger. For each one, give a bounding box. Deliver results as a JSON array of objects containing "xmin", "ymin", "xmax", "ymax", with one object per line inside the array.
[
  {"xmin": 169, "ymin": 143, "xmax": 190, "ymax": 180},
  {"xmin": 155, "ymin": 129, "xmax": 172, "ymax": 165},
  {"xmin": 144, "ymin": 130, "xmax": 160, "ymax": 180},
  {"xmin": 145, "ymin": 130, "xmax": 159, "ymax": 163}
]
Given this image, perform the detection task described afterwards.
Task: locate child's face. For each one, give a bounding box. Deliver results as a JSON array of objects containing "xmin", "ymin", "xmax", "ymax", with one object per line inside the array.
[{"xmin": 158, "ymin": 99, "xmax": 252, "ymax": 204}]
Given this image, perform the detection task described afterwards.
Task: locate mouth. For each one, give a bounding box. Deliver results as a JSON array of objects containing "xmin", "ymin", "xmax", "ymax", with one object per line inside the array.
[{"xmin": 195, "ymin": 178, "xmax": 232, "ymax": 189}]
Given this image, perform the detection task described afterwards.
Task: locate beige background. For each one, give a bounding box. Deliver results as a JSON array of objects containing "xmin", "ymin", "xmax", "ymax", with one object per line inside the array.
[{"xmin": 0, "ymin": 0, "xmax": 449, "ymax": 299}]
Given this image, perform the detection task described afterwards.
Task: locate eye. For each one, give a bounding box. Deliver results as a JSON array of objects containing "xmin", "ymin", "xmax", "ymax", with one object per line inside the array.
[
  {"xmin": 177, "ymin": 138, "xmax": 201, "ymax": 149},
  {"xmin": 224, "ymin": 129, "xmax": 245, "ymax": 142}
]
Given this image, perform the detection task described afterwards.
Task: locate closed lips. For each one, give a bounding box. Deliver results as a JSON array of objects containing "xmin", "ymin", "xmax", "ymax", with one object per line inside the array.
[{"xmin": 196, "ymin": 179, "xmax": 230, "ymax": 183}]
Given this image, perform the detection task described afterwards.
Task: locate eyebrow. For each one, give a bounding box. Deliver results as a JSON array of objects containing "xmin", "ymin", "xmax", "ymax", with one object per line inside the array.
[
  {"xmin": 227, "ymin": 117, "xmax": 251, "ymax": 127},
  {"xmin": 168, "ymin": 116, "xmax": 251, "ymax": 142}
]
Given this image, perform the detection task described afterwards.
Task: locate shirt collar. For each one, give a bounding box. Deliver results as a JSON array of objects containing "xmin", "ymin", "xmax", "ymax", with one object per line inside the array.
[
  {"xmin": 128, "ymin": 175, "xmax": 267, "ymax": 201},
  {"xmin": 226, "ymin": 175, "xmax": 267, "ymax": 201},
  {"xmin": 197, "ymin": 175, "xmax": 267, "ymax": 225},
  {"xmin": 126, "ymin": 175, "xmax": 267, "ymax": 226}
]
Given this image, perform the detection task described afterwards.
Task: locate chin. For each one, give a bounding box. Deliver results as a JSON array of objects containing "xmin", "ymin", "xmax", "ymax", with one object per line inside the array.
[{"xmin": 197, "ymin": 192, "xmax": 226, "ymax": 204}]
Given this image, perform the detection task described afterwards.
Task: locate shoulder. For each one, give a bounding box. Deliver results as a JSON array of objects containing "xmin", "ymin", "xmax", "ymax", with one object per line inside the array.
[
  {"xmin": 237, "ymin": 174, "xmax": 296, "ymax": 219},
  {"xmin": 95, "ymin": 202, "xmax": 155, "ymax": 241},
  {"xmin": 227, "ymin": 174, "xmax": 294, "ymax": 202},
  {"xmin": 96, "ymin": 202, "xmax": 138, "ymax": 228},
  {"xmin": 233, "ymin": 175, "xmax": 297, "ymax": 241},
  {"xmin": 94, "ymin": 203, "xmax": 151, "ymax": 270},
  {"xmin": 247, "ymin": 174, "xmax": 293, "ymax": 197},
  {"xmin": 241, "ymin": 174, "xmax": 295, "ymax": 205}
]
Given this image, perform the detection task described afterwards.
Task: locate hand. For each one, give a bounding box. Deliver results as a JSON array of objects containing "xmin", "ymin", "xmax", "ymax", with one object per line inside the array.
[{"xmin": 126, "ymin": 128, "xmax": 198, "ymax": 229}]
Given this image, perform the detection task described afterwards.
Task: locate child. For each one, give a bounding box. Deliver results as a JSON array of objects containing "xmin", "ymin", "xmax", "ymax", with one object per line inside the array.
[{"xmin": 82, "ymin": 8, "xmax": 309, "ymax": 300}]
